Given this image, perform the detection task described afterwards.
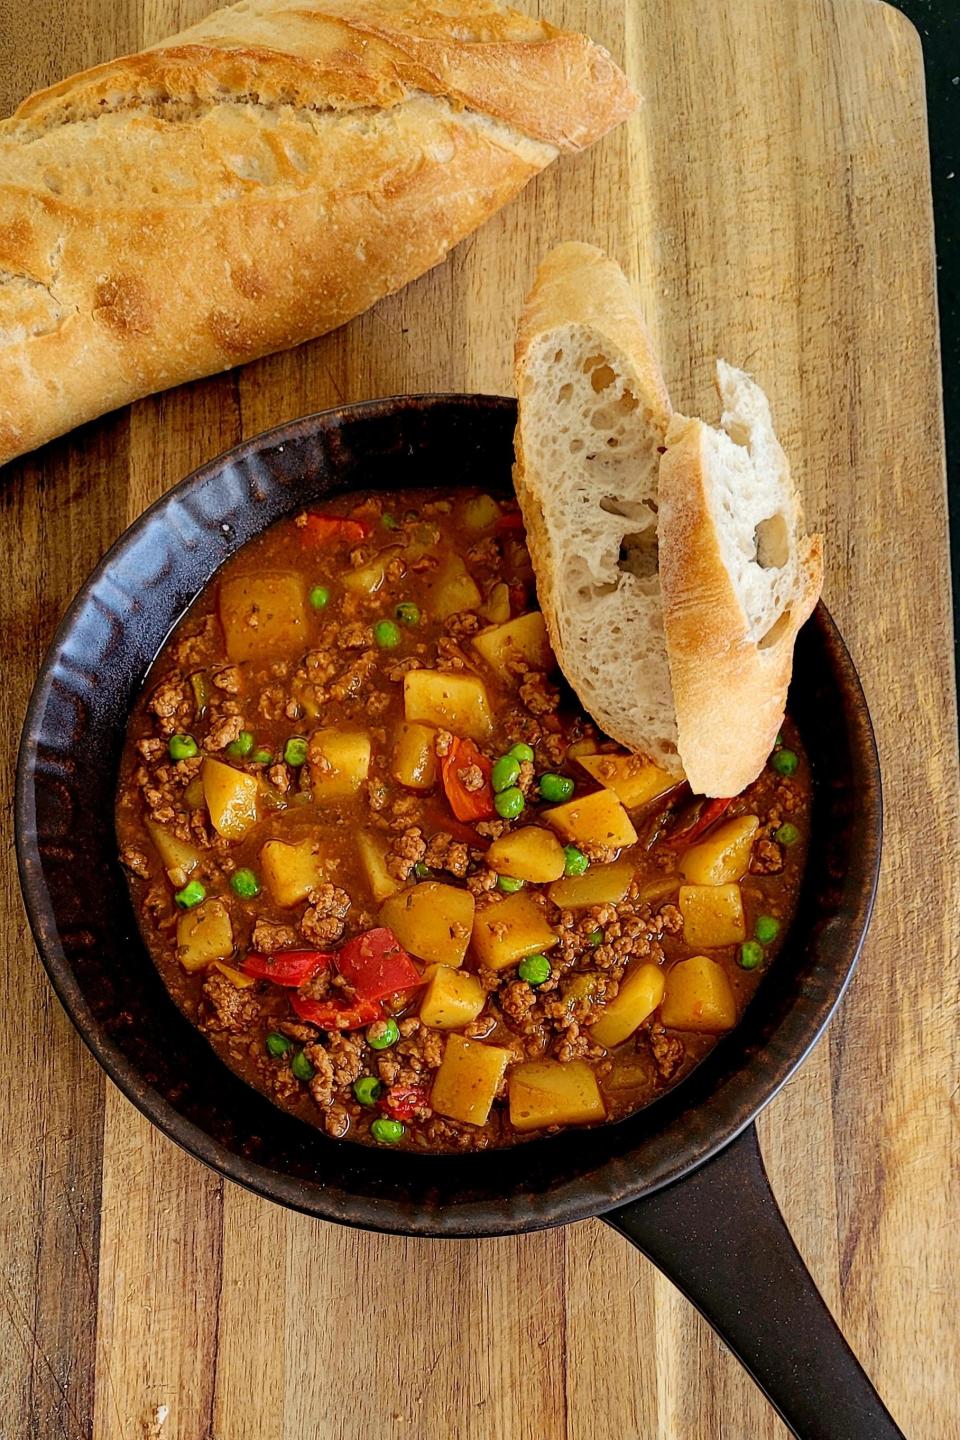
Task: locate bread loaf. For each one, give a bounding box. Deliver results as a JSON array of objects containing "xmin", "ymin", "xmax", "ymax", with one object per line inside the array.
[
  {"xmin": 0, "ymin": 0, "xmax": 636, "ymax": 467},
  {"xmin": 514, "ymin": 242, "xmax": 823, "ymax": 797}
]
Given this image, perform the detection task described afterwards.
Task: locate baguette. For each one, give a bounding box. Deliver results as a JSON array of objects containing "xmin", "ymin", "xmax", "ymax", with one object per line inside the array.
[
  {"xmin": 658, "ymin": 364, "xmax": 823, "ymax": 796},
  {"xmin": 0, "ymin": 0, "xmax": 636, "ymax": 468},
  {"xmin": 514, "ymin": 243, "xmax": 823, "ymax": 797},
  {"xmin": 513, "ymin": 242, "xmax": 681, "ymax": 773}
]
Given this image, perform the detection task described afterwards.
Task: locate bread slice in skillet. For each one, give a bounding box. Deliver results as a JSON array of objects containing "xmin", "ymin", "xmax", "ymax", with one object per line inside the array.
[
  {"xmin": 512, "ymin": 241, "xmax": 682, "ymax": 775},
  {"xmin": 658, "ymin": 363, "xmax": 823, "ymax": 797},
  {"xmin": 513, "ymin": 242, "xmax": 823, "ymax": 797}
]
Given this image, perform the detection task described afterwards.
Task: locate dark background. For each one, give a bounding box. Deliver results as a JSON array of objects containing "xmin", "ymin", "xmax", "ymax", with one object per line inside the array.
[{"xmin": 898, "ymin": 0, "xmax": 959, "ymax": 673}]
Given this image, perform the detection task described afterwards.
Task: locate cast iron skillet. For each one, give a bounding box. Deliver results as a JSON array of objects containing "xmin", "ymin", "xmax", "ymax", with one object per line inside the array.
[{"xmin": 16, "ymin": 396, "xmax": 904, "ymax": 1440}]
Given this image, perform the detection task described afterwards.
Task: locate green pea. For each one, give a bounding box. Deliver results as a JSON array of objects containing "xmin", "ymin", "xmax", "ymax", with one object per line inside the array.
[
  {"xmin": 587, "ymin": 928, "xmax": 603, "ymax": 947},
  {"xmin": 414, "ymin": 861, "xmax": 432, "ymax": 879},
  {"xmin": 738, "ymin": 941, "xmax": 764, "ymax": 970},
  {"xmin": 225, "ymin": 729, "xmax": 254, "ymax": 759},
  {"xmin": 563, "ymin": 845, "xmax": 589, "ymax": 877},
  {"xmin": 353, "ymin": 1076, "xmax": 383, "ymax": 1107},
  {"xmin": 371, "ymin": 1117, "xmax": 405, "ymax": 1144},
  {"xmin": 291, "ymin": 1049, "xmax": 315, "ymax": 1082},
  {"xmin": 774, "ymin": 731, "xmax": 784, "ymax": 747},
  {"xmin": 539, "ymin": 773, "xmax": 574, "ymax": 803},
  {"xmin": 309, "ymin": 585, "xmax": 330, "ymax": 610},
  {"xmin": 491, "ymin": 755, "xmax": 521, "ymax": 793},
  {"xmin": 367, "ymin": 1016, "xmax": 400, "ymax": 1050},
  {"xmin": 381, "ymin": 512, "xmax": 399, "ymax": 530},
  {"xmin": 494, "ymin": 786, "xmax": 525, "ymax": 820},
  {"xmin": 755, "ymin": 915, "xmax": 781, "ymax": 944},
  {"xmin": 174, "ymin": 879, "xmax": 206, "ymax": 909},
  {"xmin": 508, "ymin": 742, "xmax": 535, "ymax": 764},
  {"xmin": 169, "ymin": 734, "xmax": 198, "ymax": 761},
  {"xmin": 395, "ymin": 602, "xmax": 420, "ymax": 627},
  {"xmin": 770, "ymin": 748, "xmax": 799, "ymax": 777},
  {"xmin": 497, "ymin": 875, "xmax": 525, "ymax": 894},
  {"xmin": 266, "ymin": 1032, "xmax": 293, "ymax": 1058},
  {"xmin": 374, "ymin": 620, "xmax": 401, "ymax": 649},
  {"xmin": 284, "ymin": 736, "xmax": 308, "ymax": 767},
  {"xmin": 230, "ymin": 867, "xmax": 260, "ymax": 899},
  {"xmin": 251, "ymin": 748, "xmax": 273, "ymax": 765},
  {"xmin": 775, "ymin": 822, "xmax": 800, "ymax": 846},
  {"xmin": 517, "ymin": 954, "xmax": 551, "ymax": 985}
]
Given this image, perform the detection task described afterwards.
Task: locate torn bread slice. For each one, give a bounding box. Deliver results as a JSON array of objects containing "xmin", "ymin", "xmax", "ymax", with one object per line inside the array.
[
  {"xmin": 658, "ymin": 361, "xmax": 824, "ymax": 797},
  {"xmin": 513, "ymin": 241, "xmax": 682, "ymax": 774}
]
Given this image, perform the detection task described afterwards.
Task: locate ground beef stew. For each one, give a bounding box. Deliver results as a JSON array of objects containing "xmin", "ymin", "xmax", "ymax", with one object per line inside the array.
[{"xmin": 116, "ymin": 487, "xmax": 810, "ymax": 1152}]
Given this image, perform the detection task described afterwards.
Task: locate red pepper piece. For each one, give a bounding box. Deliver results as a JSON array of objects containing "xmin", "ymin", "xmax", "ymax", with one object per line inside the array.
[
  {"xmin": 290, "ymin": 993, "xmax": 382, "ymax": 1031},
  {"xmin": 665, "ymin": 796, "xmax": 733, "ymax": 850},
  {"xmin": 380, "ymin": 1085, "xmax": 431, "ymax": 1121},
  {"xmin": 441, "ymin": 737, "xmax": 495, "ymax": 822},
  {"xmin": 336, "ymin": 927, "xmax": 423, "ymax": 1002},
  {"xmin": 299, "ymin": 513, "xmax": 371, "ymax": 547},
  {"xmin": 495, "ymin": 511, "xmax": 525, "ymax": 535},
  {"xmin": 243, "ymin": 950, "xmax": 333, "ymax": 987}
]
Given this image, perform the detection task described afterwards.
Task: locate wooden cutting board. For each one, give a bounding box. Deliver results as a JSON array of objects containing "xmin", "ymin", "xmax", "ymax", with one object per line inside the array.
[{"xmin": 1, "ymin": 2, "xmax": 956, "ymax": 1437}]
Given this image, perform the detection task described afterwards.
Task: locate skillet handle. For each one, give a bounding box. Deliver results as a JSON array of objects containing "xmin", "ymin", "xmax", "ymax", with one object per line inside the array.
[{"xmin": 603, "ymin": 1125, "xmax": 906, "ymax": 1440}]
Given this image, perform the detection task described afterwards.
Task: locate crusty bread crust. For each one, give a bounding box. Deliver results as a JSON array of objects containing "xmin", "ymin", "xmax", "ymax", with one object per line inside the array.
[
  {"xmin": 658, "ymin": 413, "xmax": 823, "ymax": 797},
  {"xmin": 0, "ymin": 1, "xmax": 636, "ymax": 467},
  {"xmin": 513, "ymin": 242, "xmax": 682, "ymax": 773}
]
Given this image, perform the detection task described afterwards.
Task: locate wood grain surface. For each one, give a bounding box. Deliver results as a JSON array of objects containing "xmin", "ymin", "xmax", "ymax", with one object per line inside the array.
[{"xmin": 1, "ymin": 2, "xmax": 956, "ymax": 1438}]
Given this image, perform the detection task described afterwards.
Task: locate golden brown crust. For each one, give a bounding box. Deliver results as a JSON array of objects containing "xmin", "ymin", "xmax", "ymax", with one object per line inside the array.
[
  {"xmin": 658, "ymin": 416, "xmax": 824, "ymax": 797},
  {"xmin": 0, "ymin": 2, "xmax": 637, "ymax": 467}
]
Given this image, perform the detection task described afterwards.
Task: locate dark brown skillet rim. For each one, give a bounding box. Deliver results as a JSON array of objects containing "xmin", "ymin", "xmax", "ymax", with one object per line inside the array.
[{"xmin": 14, "ymin": 394, "xmax": 882, "ymax": 1239}]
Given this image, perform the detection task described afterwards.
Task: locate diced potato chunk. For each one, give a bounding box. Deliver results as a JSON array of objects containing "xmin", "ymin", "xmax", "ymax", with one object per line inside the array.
[
  {"xmin": 472, "ymin": 612, "xmax": 554, "ymax": 675},
  {"xmin": 391, "ymin": 721, "xmax": 438, "ymax": 792},
  {"xmin": 356, "ymin": 832, "xmax": 402, "ymax": 903},
  {"xmin": 145, "ymin": 818, "xmax": 200, "ymax": 885},
  {"xmin": 308, "ymin": 728, "xmax": 371, "ymax": 800},
  {"xmin": 177, "ymin": 900, "xmax": 234, "ymax": 972},
  {"xmin": 486, "ymin": 826, "xmax": 566, "ymax": 883},
  {"xmin": 430, "ymin": 1035, "xmax": 513, "ymax": 1125},
  {"xmin": 470, "ymin": 892, "xmax": 558, "ymax": 972},
  {"xmin": 660, "ymin": 955, "xmax": 737, "ymax": 1033},
  {"xmin": 679, "ymin": 816, "xmax": 760, "ymax": 885},
  {"xmin": 403, "ymin": 669, "xmax": 492, "ymax": 741},
  {"xmin": 428, "ymin": 556, "xmax": 483, "ymax": 620},
  {"xmin": 543, "ymin": 789, "xmax": 638, "ymax": 850},
  {"xmin": 457, "ymin": 494, "xmax": 501, "ymax": 532},
  {"xmin": 679, "ymin": 883, "xmax": 746, "ymax": 947},
  {"xmin": 589, "ymin": 963, "xmax": 665, "ymax": 1048},
  {"xmin": 547, "ymin": 858, "xmax": 635, "ymax": 910},
  {"xmin": 202, "ymin": 757, "xmax": 260, "ymax": 840},
  {"xmin": 341, "ymin": 549, "xmax": 401, "ymax": 596},
  {"xmin": 637, "ymin": 875, "xmax": 680, "ymax": 906},
  {"xmin": 419, "ymin": 966, "xmax": 486, "ymax": 1030},
  {"xmin": 508, "ymin": 1059, "xmax": 605, "ymax": 1131},
  {"xmin": 219, "ymin": 572, "xmax": 307, "ymax": 662},
  {"xmin": 380, "ymin": 882, "xmax": 475, "ymax": 967},
  {"xmin": 260, "ymin": 837, "xmax": 326, "ymax": 907},
  {"xmin": 478, "ymin": 582, "xmax": 511, "ymax": 624},
  {"xmin": 576, "ymin": 752, "xmax": 676, "ymax": 809}
]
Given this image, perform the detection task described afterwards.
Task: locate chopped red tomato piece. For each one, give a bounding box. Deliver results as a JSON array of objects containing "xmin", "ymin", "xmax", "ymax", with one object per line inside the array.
[
  {"xmin": 665, "ymin": 796, "xmax": 733, "ymax": 850},
  {"xmin": 299, "ymin": 513, "xmax": 371, "ymax": 547},
  {"xmin": 336, "ymin": 927, "xmax": 423, "ymax": 1002},
  {"xmin": 495, "ymin": 511, "xmax": 525, "ymax": 535},
  {"xmin": 242, "ymin": 950, "xmax": 333, "ymax": 987},
  {"xmin": 291, "ymin": 993, "xmax": 382, "ymax": 1031},
  {"xmin": 380, "ymin": 1085, "xmax": 431, "ymax": 1121},
  {"xmin": 441, "ymin": 737, "xmax": 495, "ymax": 822}
]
